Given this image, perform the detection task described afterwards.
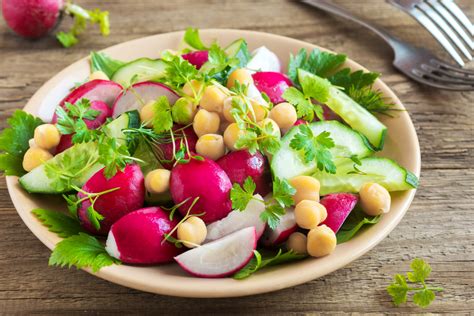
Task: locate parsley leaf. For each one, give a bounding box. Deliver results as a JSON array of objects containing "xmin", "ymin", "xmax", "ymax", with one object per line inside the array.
[
  {"xmin": 289, "ymin": 124, "xmax": 336, "ymax": 174},
  {"xmin": 201, "ymin": 43, "xmax": 239, "ymax": 76},
  {"xmin": 55, "ymin": 99, "xmax": 101, "ymax": 144},
  {"xmin": 98, "ymin": 136, "xmax": 132, "ymax": 179},
  {"xmin": 32, "ymin": 208, "xmax": 84, "ymax": 238},
  {"xmin": 260, "ymin": 203, "xmax": 286, "ymax": 230},
  {"xmin": 49, "ymin": 233, "xmax": 120, "ymax": 272},
  {"xmin": 151, "ymin": 96, "xmax": 174, "ymax": 134},
  {"xmin": 230, "ymin": 176, "xmax": 256, "ymax": 211},
  {"xmin": 387, "ymin": 258, "xmax": 443, "ymax": 308},
  {"xmin": 233, "ymin": 249, "xmax": 307, "ymax": 279},
  {"xmin": 272, "ymin": 177, "xmax": 295, "ymax": 208},
  {"xmin": 184, "ymin": 27, "xmax": 209, "ymax": 50},
  {"xmin": 161, "ymin": 53, "xmax": 200, "ymax": 90},
  {"xmin": 90, "ymin": 52, "xmax": 125, "ymax": 78},
  {"xmin": 0, "ymin": 110, "xmax": 43, "ymax": 176}
]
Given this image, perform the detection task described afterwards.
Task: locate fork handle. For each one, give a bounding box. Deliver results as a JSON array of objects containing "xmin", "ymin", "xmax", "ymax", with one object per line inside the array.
[{"xmin": 301, "ymin": 0, "xmax": 402, "ymax": 50}]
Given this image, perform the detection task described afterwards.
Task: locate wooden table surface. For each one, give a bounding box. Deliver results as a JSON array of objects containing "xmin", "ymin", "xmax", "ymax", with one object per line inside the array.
[{"xmin": 1, "ymin": 0, "xmax": 473, "ymax": 314}]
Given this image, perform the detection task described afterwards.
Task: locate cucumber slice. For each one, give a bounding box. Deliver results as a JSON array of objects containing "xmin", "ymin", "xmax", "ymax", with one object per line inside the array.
[
  {"xmin": 314, "ymin": 157, "xmax": 418, "ymax": 195},
  {"xmin": 103, "ymin": 110, "xmax": 140, "ymax": 153},
  {"xmin": 111, "ymin": 58, "xmax": 167, "ymax": 87},
  {"xmin": 225, "ymin": 39, "xmax": 250, "ymax": 68},
  {"xmin": 271, "ymin": 121, "xmax": 374, "ymax": 180},
  {"xmin": 298, "ymin": 69, "xmax": 387, "ymax": 150},
  {"xmin": 19, "ymin": 111, "xmax": 139, "ymax": 194}
]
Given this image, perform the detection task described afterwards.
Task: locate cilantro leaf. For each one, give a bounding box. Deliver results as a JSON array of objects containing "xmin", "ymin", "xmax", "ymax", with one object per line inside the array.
[
  {"xmin": 98, "ymin": 136, "xmax": 131, "ymax": 178},
  {"xmin": 201, "ymin": 43, "xmax": 239, "ymax": 76},
  {"xmin": 90, "ymin": 52, "xmax": 125, "ymax": 78},
  {"xmin": 152, "ymin": 96, "xmax": 174, "ymax": 134},
  {"xmin": 0, "ymin": 110, "xmax": 43, "ymax": 176},
  {"xmin": 32, "ymin": 208, "xmax": 84, "ymax": 238},
  {"xmin": 272, "ymin": 177, "xmax": 295, "ymax": 208},
  {"xmin": 282, "ymin": 87, "xmax": 316, "ymax": 121},
  {"xmin": 230, "ymin": 177, "xmax": 256, "ymax": 211},
  {"xmin": 235, "ymin": 130, "xmax": 259, "ymax": 154},
  {"xmin": 56, "ymin": 99, "xmax": 101, "ymax": 144},
  {"xmin": 233, "ymin": 249, "xmax": 307, "ymax": 279},
  {"xmin": 300, "ymin": 73, "xmax": 331, "ymax": 103},
  {"xmin": 162, "ymin": 53, "xmax": 200, "ymax": 90},
  {"xmin": 289, "ymin": 125, "xmax": 336, "ymax": 174},
  {"xmin": 387, "ymin": 258, "xmax": 443, "ymax": 308},
  {"xmin": 336, "ymin": 207, "xmax": 380, "ymax": 243},
  {"xmin": 260, "ymin": 204, "xmax": 286, "ymax": 230},
  {"xmin": 184, "ymin": 27, "xmax": 209, "ymax": 50},
  {"xmin": 49, "ymin": 233, "xmax": 120, "ymax": 272}
]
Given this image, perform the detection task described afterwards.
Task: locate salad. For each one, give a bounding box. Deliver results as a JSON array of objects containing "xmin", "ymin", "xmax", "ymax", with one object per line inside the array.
[{"xmin": 0, "ymin": 28, "xmax": 418, "ymax": 279}]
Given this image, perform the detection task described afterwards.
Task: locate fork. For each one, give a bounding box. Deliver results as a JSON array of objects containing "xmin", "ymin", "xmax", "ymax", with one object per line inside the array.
[
  {"xmin": 300, "ymin": 0, "xmax": 474, "ymax": 90},
  {"xmin": 388, "ymin": 0, "xmax": 473, "ymax": 67}
]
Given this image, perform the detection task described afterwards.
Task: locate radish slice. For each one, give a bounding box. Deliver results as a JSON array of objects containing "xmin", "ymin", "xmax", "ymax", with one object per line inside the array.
[
  {"xmin": 320, "ymin": 193, "xmax": 359, "ymax": 233},
  {"xmin": 261, "ymin": 208, "xmax": 297, "ymax": 247},
  {"xmin": 182, "ymin": 51, "xmax": 209, "ymax": 69},
  {"xmin": 246, "ymin": 46, "xmax": 281, "ymax": 73},
  {"xmin": 112, "ymin": 81, "xmax": 179, "ymax": 117},
  {"xmin": 252, "ymin": 72, "xmax": 293, "ymax": 104},
  {"xmin": 175, "ymin": 227, "xmax": 257, "ymax": 278},
  {"xmin": 205, "ymin": 194, "xmax": 266, "ymax": 243}
]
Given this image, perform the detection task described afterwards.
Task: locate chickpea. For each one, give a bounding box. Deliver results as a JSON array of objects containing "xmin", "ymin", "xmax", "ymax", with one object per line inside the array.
[
  {"xmin": 222, "ymin": 97, "xmax": 236, "ymax": 122},
  {"xmin": 270, "ymin": 102, "xmax": 297, "ymax": 129},
  {"xmin": 196, "ymin": 134, "xmax": 225, "ymax": 160},
  {"xmin": 88, "ymin": 70, "xmax": 109, "ymax": 81},
  {"xmin": 307, "ymin": 225, "xmax": 337, "ymax": 257},
  {"xmin": 258, "ymin": 118, "xmax": 281, "ymax": 138},
  {"xmin": 182, "ymin": 80, "xmax": 204, "ymax": 98},
  {"xmin": 286, "ymin": 232, "xmax": 308, "ymax": 255},
  {"xmin": 145, "ymin": 169, "xmax": 171, "ymax": 194},
  {"xmin": 22, "ymin": 147, "xmax": 53, "ymax": 172},
  {"xmin": 177, "ymin": 216, "xmax": 207, "ymax": 248},
  {"xmin": 289, "ymin": 176, "xmax": 321, "ymax": 204},
  {"xmin": 34, "ymin": 124, "xmax": 60, "ymax": 150},
  {"xmin": 359, "ymin": 182, "xmax": 391, "ymax": 216},
  {"xmin": 294, "ymin": 200, "xmax": 327, "ymax": 230},
  {"xmin": 200, "ymin": 85, "xmax": 227, "ymax": 113},
  {"xmin": 139, "ymin": 101, "xmax": 156, "ymax": 127},
  {"xmin": 172, "ymin": 97, "xmax": 197, "ymax": 125},
  {"xmin": 223, "ymin": 123, "xmax": 245, "ymax": 151},
  {"xmin": 193, "ymin": 109, "xmax": 220, "ymax": 137},
  {"xmin": 226, "ymin": 68, "xmax": 254, "ymax": 89},
  {"xmin": 249, "ymin": 100, "xmax": 268, "ymax": 122}
]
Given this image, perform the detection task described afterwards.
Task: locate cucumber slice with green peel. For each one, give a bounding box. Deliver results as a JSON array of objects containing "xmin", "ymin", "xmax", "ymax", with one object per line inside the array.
[
  {"xmin": 19, "ymin": 111, "xmax": 140, "ymax": 194},
  {"xmin": 111, "ymin": 58, "xmax": 167, "ymax": 87},
  {"xmin": 314, "ymin": 157, "xmax": 418, "ymax": 195},
  {"xmin": 225, "ymin": 39, "xmax": 250, "ymax": 68},
  {"xmin": 271, "ymin": 120, "xmax": 374, "ymax": 180},
  {"xmin": 298, "ymin": 69, "xmax": 387, "ymax": 150}
]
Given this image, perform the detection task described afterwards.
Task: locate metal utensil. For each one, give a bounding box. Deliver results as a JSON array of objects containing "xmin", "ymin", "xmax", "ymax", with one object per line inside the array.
[
  {"xmin": 300, "ymin": 0, "xmax": 474, "ymax": 90},
  {"xmin": 389, "ymin": 0, "xmax": 473, "ymax": 67}
]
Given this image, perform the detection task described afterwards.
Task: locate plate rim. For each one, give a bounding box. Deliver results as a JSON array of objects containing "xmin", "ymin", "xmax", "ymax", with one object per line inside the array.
[{"xmin": 6, "ymin": 28, "xmax": 421, "ymax": 298}]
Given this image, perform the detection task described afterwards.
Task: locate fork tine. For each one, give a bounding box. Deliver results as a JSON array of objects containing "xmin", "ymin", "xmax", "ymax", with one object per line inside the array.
[
  {"xmin": 420, "ymin": 64, "xmax": 474, "ymax": 83},
  {"xmin": 410, "ymin": 6, "xmax": 465, "ymax": 66},
  {"xmin": 430, "ymin": 59, "xmax": 474, "ymax": 75},
  {"xmin": 411, "ymin": 69, "xmax": 474, "ymax": 90},
  {"xmin": 418, "ymin": 2, "xmax": 472, "ymax": 60},
  {"xmin": 441, "ymin": 0, "xmax": 474, "ymax": 36},
  {"xmin": 428, "ymin": 0, "xmax": 474, "ymax": 51}
]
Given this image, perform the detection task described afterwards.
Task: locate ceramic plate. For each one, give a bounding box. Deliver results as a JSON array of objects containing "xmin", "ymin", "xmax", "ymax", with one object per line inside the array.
[{"xmin": 6, "ymin": 29, "xmax": 420, "ymax": 298}]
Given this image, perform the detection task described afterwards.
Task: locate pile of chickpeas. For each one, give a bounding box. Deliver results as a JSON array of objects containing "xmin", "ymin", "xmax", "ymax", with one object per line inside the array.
[
  {"xmin": 286, "ymin": 176, "xmax": 392, "ymax": 257},
  {"xmin": 22, "ymin": 124, "xmax": 61, "ymax": 172}
]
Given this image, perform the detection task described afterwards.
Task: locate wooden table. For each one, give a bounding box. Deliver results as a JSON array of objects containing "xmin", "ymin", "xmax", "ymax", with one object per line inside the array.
[{"xmin": 1, "ymin": 0, "xmax": 473, "ymax": 314}]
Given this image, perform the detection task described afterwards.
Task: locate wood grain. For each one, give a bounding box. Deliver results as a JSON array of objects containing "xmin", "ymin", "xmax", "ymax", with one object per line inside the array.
[{"xmin": 0, "ymin": 0, "xmax": 473, "ymax": 314}]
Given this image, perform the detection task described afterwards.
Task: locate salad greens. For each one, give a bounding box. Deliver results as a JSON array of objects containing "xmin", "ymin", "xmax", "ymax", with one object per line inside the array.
[
  {"xmin": 336, "ymin": 207, "xmax": 380, "ymax": 244},
  {"xmin": 90, "ymin": 52, "xmax": 126, "ymax": 78}
]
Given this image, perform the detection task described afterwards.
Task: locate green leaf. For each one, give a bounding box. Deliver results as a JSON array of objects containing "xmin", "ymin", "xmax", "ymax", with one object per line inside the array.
[
  {"xmin": 287, "ymin": 49, "xmax": 307, "ymax": 84},
  {"xmin": 300, "ymin": 71, "xmax": 332, "ymax": 103},
  {"xmin": 233, "ymin": 249, "xmax": 306, "ymax": 279},
  {"xmin": 152, "ymin": 96, "xmax": 174, "ymax": 134},
  {"xmin": 407, "ymin": 258, "xmax": 432, "ymax": 283},
  {"xmin": 336, "ymin": 208, "xmax": 380, "ymax": 244},
  {"xmin": 184, "ymin": 27, "xmax": 209, "ymax": 50},
  {"xmin": 235, "ymin": 130, "xmax": 259, "ymax": 154},
  {"xmin": 272, "ymin": 177, "xmax": 295, "ymax": 208},
  {"xmin": 0, "ymin": 110, "xmax": 43, "ymax": 176},
  {"xmin": 49, "ymin": 233, "xmax": 120, "ymax": 272},
  {"xmin": 230, "ymin": 177, "xmax": 256, "ymax": 211},
  {"xmin": 413, "ymin": 289, "xmax": 436, "ymax": 308},
  {"xmin": 90, "ymin": 52, "xmax": 125, "ymax": 78},
  {"xmin": 282, "ymin": 87, "xmax": 314, "ymax": 121},
  {"xmin": 162, "ymin": 54, "xmax": 200, "ymax": 90},
  {"xmin": 260, "ymin": 204, "xmax": 286, "ymax": 230},
  {"xmin": 306, "ymin": 49, "xmax": 346, "ymax": 77},
  {"xmin": 98, "ymin": 136, "xmax": 131, "ymax": 178},
  {"xmin": 32, "ymin": 208, "xmax": 84, "ymax": 238},
  {"xmin": 387, "ymin": 274, "xmax": 409, "ymax": 306}
]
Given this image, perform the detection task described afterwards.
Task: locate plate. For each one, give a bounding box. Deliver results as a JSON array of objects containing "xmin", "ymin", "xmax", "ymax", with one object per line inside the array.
[{"xmin": 6, "ymin": 29, "xmax": 420, "ymax": 298}]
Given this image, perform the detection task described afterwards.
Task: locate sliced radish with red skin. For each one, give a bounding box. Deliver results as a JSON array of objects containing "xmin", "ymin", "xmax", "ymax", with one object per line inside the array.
[
  {"xmin": 320, "ymin": 193, "xmax": 359, "ymax": 233},
  {"xmin": 106, "ymin": 206, "xmax": 182, "ymax": 264},
  {"xmin": 252, "ymin": 72, "xmax": 292, "ymax": 104},
  {"xmin": 2, "ymin": 0, "xmax": 63, "ymax": 39},
  {"xmin": 77, "ymin": 164, "xmax": 145, "ymax": 235},
  {"xmin": 261, "ymin": 208, "xmax": 297, "ymax": 247},
  {"xmin": 112, "ymin": 81, "xmax": 179, "ymax": 117},
  {"xmin": 216, "ymin": 150, "xmax": 271, "ymax": 196},
  {"xmin": 182, "ymin": 51, "xmax": 209, "ymax": 69},
  {"xmin": 170, "ymin": 157, "xmax": 232, "ymax": 223},
  {"xmin": 55, "ymin": 100, "xmax": 112, "ymax": 154},
  {"xmin": 51, "ymin": 80, "xmax": 122, "ymax": 123},
  {"xmin": 205, "ymin": 194, "xmax": 266, "ymax": 243},
  {"xmin": 175, "ymin": 227, "xmax": 257, "ymax": 278}
]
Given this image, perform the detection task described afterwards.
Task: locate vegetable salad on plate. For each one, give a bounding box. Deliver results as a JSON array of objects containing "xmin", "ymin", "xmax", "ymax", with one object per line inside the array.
[{"xmin": 0, "ymin": 28, "xmax": 418, "ymax": 278}]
